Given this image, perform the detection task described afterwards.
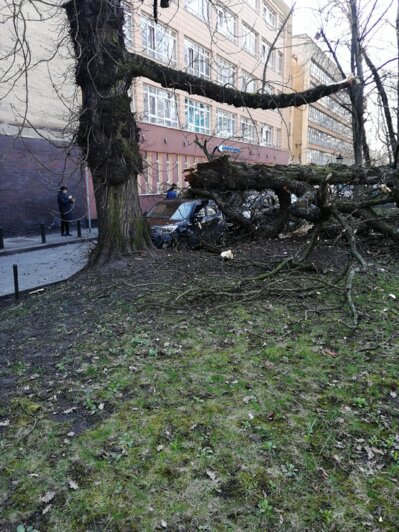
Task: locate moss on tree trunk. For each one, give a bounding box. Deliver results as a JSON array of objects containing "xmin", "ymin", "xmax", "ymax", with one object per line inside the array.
[{"xmin": 64, "ymin": 0, "xmax": 151, "ymax": 264}]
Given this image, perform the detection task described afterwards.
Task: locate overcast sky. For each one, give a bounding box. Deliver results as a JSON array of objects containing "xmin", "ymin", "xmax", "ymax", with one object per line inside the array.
[
  {"xmin": 292, "ymin": 0, "xmax": 319, "ymax": 37},
  {"xmin": 291, "ymin": 0, "xmax": 397, "ymax": 69}
]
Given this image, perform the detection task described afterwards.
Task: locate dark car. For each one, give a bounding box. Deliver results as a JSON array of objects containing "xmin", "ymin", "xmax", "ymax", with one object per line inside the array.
[{"xmin": 145, "ymin": 199, "xmax": 227, "ymax": 249}]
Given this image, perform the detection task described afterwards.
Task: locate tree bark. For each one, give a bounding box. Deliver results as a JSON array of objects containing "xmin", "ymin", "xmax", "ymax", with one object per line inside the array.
[
  {"xmin": 185, "ymin": 155, "xmax": 399, "ymax": 191},
  {"xmin": 127, "ymin": 53, "xmax": 356, "ymax": 111},
  {"xmin": 185, "ymin": 155, "xmax": 399, "ymax": 238},
  {"xmin": 64, "ymin": 0, "xmax": 151, "ymax": 264}
]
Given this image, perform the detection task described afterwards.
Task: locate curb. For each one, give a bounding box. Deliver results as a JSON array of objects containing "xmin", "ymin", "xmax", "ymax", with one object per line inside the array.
[{"xmin": 0, "ymin": 236, "xmax": 97, "ymax": 257}]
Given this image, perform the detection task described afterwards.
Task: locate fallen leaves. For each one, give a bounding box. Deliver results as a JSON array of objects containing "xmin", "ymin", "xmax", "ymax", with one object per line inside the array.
[
  {"xmin": 63, "ymin": 407, "xmax": 77, "ymax": 414},
  {"xmin": 243, "ymin": 395, "xmax": 256, "ymax": 404},
  {"xmin": 68, "ymin": 479, "xmax": 79, "ymax": 490},
  {"xmin": 206, "ymin": 469, "xmax": 218, "ymax": 483},
  {"xmin": 40, "ymin": 491, "xmax": 56, "ymax": 504}
]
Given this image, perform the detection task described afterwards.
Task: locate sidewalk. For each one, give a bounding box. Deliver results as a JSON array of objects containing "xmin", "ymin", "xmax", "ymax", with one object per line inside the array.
[
  {"xmin": 0, "ymin": 228, "xmax": 98, "ymax": 256},
  {"xmin": 0, "ymin": 229, "xmax": 98, "ymax": 298}
]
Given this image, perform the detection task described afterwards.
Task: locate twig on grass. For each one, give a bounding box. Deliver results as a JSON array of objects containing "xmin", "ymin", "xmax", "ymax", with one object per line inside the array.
[{"xmin": 345, "ymin": 266, "xmax": 359, "ymax": 327}]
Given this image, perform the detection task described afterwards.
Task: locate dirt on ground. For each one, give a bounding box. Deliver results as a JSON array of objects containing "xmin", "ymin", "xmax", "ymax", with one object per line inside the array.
[{"xmin": 0, "ymin": 234, "xmax": 397, "ymax": 434}]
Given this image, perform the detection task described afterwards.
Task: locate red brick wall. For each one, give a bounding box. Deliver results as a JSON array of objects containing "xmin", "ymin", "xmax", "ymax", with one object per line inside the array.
[{"xmin": 0, "ymin": 135, "xmax": 87, "ymax": 236}]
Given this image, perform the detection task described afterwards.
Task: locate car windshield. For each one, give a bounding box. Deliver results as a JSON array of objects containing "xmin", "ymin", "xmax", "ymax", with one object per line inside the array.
[
  {"xmin": 170, "ymin": 202, "xmax": 196, "ymax": 222},
  {"xmin": 146, "ymin": 202, "xmax": 181, "ymax": 218}
]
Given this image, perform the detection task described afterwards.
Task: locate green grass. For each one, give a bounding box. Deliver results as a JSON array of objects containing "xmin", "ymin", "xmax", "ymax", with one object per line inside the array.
[{"xmin": 1, "ymin": 268, "xmax": 399, "ymax": 531}]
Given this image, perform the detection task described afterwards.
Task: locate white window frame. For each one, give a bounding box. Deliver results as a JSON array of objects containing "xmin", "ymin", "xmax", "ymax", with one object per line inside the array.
[
  {"xmin": 141, "ymin": 15, "xmax": 177, "ymax": 66},
  {"xmin": 143, "ymin": 84, "xmax": 178, "ymax": 128},
  {"xmin": 241, "ymin": 71, "xmax": 257, "ymax": 93},
  {"xmin": 184, "ymin": 0, "xmax": 209, "ymax": 21},
  {"xmin": 240, "ymin": 117, "xmax": 257, "ymax": 143},
  {"xmin": 260, "ymin": 124, "xmax": 273, "ymax": 147},
  {"xmin": 217, "ymin": 56, "xmax": 236, "ymax": 87},
  {"xmin": 184, "ymin": 38, "xmax": 211, "ymax": 80},
  {"xmin": 261, "ymin": 40, "xmax": 277, "ymax": 70},
  {"xmin": 277, "ymin": 50, "xmax": 284, "ymax": 73},
  {"xmin": 215, "ymin": 4, "xmax": 237, "ymax": 41},
  {"xmin": 122, "ymin": 2, "xmax": 133, "ymax": 48},
  {"xmin": 275, "ymin": 127, "xmax": 282, "ymax": 149},
  {"xmin": 248, "ymin": 0, "xmax": 259, "ymax": 11},
  {"xmin": 242, "ymin": 23, "xmax": 257, "ymax": 55},
  {"xmin": 263, "ymin": 1, "xmax": 278, "ymax": 29},
  {"xmin": 216, "ymin": 109, "xmax": 236, "ymax": 138},
  {"xmin": 185, "ymin": 98, "xmax": 210, "ymax": 134}
]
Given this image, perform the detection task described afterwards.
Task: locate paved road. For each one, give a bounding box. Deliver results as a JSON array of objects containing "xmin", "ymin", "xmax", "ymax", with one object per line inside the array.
[{"xmin": 0, "ymin": 241, "xmax": 94, "ymax": 297}]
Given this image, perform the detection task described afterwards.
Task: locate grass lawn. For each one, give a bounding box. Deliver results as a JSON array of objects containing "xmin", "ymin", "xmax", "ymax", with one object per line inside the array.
[{"xmin": 0, "ymin": 245, "xmax": 398, "ymax": 531}]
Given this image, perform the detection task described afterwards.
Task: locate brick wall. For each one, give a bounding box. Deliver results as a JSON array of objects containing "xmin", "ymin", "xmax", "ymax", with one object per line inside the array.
[{"xmin": 0, "ymin": 135, "xmax": 87, "ymax": 236}]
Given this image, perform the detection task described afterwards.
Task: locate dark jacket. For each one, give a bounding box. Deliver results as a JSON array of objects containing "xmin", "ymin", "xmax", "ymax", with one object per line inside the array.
[
  {"xmin": 166, "ymin": 189, "xmax": 177, "ymax": 199},
  {"xmin": 58, "ymin": 191, "xmax": 74, "ymax": 220}
]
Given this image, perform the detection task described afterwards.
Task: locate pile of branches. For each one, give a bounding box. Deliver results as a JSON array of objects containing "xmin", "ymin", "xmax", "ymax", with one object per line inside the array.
[
  {"xmin": 181, "ymin": 156, "xmax": 399, "ymax": 325},
  {"xmin": 185, "ymin": 155, "xmax": 399, "ymax": 242}
]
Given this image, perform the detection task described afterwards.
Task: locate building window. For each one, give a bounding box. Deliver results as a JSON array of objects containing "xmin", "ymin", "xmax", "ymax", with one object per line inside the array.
[
  {"xmin": 248, "ymin": 0, "xmax": 259, "ymax": 10},
  {"xmin": 215, "ymin": 4, "xmax": 237, "ymax": 41},
  {"xmin": 141, "ymin": 15, "xmax": 177, "ymax": 66},
  {"xmin": 184, "ymin": 38, "xmax": 211, "ymax": 80},
  {"xmin": 310, "ymin": 61, "xmax": 335, "ymax": 85},
  {"xmin": 275, "ymin": 127, "xmax": 282, "ymax": 149},
  {"xmin": 308, "ymin": 127, "xmax": 353, "ymax": 153},
  {"xmin": 260, "ymin": 124, "xmax": 273, "ymax": 147},
  {"xmin": 217, "ymin": 56, "xmax": 236, "ymax": 87},
  {"xmin": 140, "ymin": 153, "xmax": 150, "ymax": 194},
  {"xmin": 185, "ymin": 98, "xmax": 210, "ymax": 134},
  {"xmin": 216, "ymin": 109, "xmax": 236, "ymax": 138},
  {"xmin": 242, "ymin": 23, "xmax": 257, "ymax": 55},
  {"xmin": 241, "ymin": 71, "xmax": 257, "ymax": 93},
  {"xmin": 277, "ymin": 50, "xmax": 284, "ymax": 73},
  {"xmin": 240, "ymin": 117, "xmax": 257, "ymax": 143},
  {"xmin": 261, "ymin": 39, "xmax": 277, "ymax": 69},
  {"xmin": 309, "ymin": 105, "xmax": 352, "ymax": 137},
  {"xmin": 143, "ymin": 85, "xmax": 178, "ymax": 128},
  {"xmin": 184, "ymin": 0, "xmax": 209, "ymax": 21},
  {"xmin": 263, "ymin": 1, "xmax": 278, "ymax": 29},
  {"xmin": 122, "ymin": 2, "xmax": 133, "ymax": 48}
]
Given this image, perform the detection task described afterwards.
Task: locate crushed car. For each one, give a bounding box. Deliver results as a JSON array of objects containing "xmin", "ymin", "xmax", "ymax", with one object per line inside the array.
[{"xmin": 144, "ymin": 199, "xmax": 228, "ymax": 249}]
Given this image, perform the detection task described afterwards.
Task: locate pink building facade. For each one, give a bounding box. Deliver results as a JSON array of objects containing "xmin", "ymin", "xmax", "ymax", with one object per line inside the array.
[{"xmin": 124, "ymin": 0, "xmax": 293, "ymax": 204}]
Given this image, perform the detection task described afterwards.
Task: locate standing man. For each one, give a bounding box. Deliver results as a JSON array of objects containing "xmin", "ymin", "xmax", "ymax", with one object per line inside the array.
[
  {"xmin": 165, "ymin": 183, "xmax": 178, "ymax": 199},
  {"xmin": 57, "ymin": 185, "xmax": 75, "ymax": 236}
]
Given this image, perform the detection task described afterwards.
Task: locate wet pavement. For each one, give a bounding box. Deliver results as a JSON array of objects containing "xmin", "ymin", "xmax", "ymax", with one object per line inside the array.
[{"xmin": 0, "ymin": 229, "xmax": 97, "ymax": 297}]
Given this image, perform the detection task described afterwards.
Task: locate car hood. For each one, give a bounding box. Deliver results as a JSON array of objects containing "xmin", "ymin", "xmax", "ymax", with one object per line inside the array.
[{"xmin": 146, "ymin": 217, "xmax": 177, "ymax": 227}]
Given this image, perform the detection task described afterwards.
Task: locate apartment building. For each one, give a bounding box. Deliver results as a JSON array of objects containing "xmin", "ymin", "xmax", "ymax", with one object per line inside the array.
[
  {"xmin": 291, "ymin": 35, "xmax": 354, "ymax": 166},
  {"xmin": 123, "ymin": 0, "xmax": 293, "ymax": 197},
  {"xmin": 0, "ymin": 0, "xmax": 293, "ymax": 234}
]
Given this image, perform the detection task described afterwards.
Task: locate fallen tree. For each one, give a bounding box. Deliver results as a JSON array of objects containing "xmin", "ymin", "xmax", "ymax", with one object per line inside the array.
[
  {"xmin": 181, "ymin": 155, "xmax": 399, "ymax": 326},
  {"xmin": 184, "ymin": 155, "xmax": 399, "ymax": 241}
]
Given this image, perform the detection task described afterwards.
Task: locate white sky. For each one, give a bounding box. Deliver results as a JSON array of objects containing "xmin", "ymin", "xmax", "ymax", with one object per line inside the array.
[
  {"xmin": 292, "ymin": 0, "xmax": 319, "ymax": 37},
  {"xmin": 291, "ymin": 0, "xmax": 397, "ymax": 72}
]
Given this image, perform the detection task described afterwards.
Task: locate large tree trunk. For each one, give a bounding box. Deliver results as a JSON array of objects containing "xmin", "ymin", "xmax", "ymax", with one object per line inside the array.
[
  {"xmin": 185, "ymin": 155, "xmax": 399, "ymax": 239},
  {"xmin": 64, "ymin": 0, "xmax": 151, "ymax": 264},
  {"xmin": 91, "ymin": 178, "xmax": 149, "ymax": 264}
]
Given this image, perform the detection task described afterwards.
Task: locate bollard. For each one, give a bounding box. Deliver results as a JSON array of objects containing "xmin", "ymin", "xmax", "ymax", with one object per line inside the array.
[
  {"xmin": 0, "ymin": 227, "xmax": 4, "ymax": 250},
  {"xmin": 77, "ymin": 219, "xmax": 82, "ymax": 238},
  {"xmin": 13, "ymin": 264, "xmax": 19, "ymax": 299},
  {"xmin": 40, "ymin": 224, "xmax": 46, "ymax": 244}
]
